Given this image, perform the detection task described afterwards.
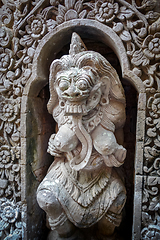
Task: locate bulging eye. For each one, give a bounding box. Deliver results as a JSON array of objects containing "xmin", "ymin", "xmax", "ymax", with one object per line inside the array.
[
  {"xmin": 59, "ymin": 80, "xmax": 69, "ymax": 91},
  {"xmin": 77, "ymin": 80, "xmax": 88, "ymax": 91}
]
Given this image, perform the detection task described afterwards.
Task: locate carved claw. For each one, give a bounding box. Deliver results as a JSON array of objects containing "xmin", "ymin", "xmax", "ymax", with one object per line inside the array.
[
  {"xmin": 47, "ymin": 134, "xmax": 63, "ymax": 157},
  {"xmin": 114, "ymin": 145, "xmax": 127, "ymax": 163},
  {"xmin": 103, "ymin": 145, "xmax": 126, "ymax": 167}
]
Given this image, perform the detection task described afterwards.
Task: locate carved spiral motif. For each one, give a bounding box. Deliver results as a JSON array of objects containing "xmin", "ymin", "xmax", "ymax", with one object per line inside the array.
[
  {"xmin": 141, "ymin": 225, "xmax": 160, "ymax": 240},
  {"xmin": 0, "ymin": 145, "xmax": 14, "ymax": 168},
  {"xmin": 0, "ymin": 48, "xmax": 14, "ymax": 73}
]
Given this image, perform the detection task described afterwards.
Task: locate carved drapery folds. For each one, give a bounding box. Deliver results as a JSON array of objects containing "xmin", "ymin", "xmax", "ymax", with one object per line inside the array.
[{"xmin": 0, "ymin": 0, "xmax": 160, "ymax": 239}]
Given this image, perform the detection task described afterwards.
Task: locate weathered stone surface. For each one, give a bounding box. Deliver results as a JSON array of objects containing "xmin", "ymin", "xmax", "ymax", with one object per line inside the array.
[
  {"xmin": 132, "ymin": 175, "xmax": 143, "ymax": 240},
  {"xmin": 37, "ymin": 32, "xmax": 127, "ymax": 239},
  {"xmin": 136, "ymin": 110, "xmax": 146, "ymax": 142},
  {"xmin": 0, "ymin": 0, "xmax": 160, "ymax": 239},
  {"xmin": 135, "ymin": 141, "xmax": 144, "ymax": 175}
]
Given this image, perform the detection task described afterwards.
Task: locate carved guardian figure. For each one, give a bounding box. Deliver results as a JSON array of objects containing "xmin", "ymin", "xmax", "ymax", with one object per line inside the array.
[{"xmin": 37, "ymin": 33, "xmax": 127, "ymax": 239}]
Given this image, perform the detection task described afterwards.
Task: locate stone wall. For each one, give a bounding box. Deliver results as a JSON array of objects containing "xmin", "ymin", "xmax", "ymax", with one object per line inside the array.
[{"xmin": 0, "ymin": 0, "xmax": 160, "ymax": 239}]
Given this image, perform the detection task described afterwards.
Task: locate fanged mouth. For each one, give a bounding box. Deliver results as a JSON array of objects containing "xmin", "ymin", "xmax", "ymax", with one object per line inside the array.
[{"xmin": 60, "ymin": 101, "xmax": 87, "ymax": 115}]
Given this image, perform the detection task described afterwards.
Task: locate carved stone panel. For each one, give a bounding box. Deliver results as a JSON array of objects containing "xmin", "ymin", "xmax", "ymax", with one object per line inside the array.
[{"xmin": 0, "ymin": 0, "xmax": 160, "ymax": 239}]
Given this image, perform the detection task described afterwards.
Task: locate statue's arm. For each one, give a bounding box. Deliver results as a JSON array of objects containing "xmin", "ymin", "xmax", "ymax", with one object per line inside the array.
[
  {"xmin": 92, "ymin": 124, "xmax": 126, "ymax": 167},
  {"xmin": 47, "ymin": 124, "xmax": 79, "ymax": 157}
]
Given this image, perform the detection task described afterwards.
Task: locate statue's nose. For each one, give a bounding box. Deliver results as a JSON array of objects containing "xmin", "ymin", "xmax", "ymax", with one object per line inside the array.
[{"xmin": 64, "ymin": 85, "xmax": 80, "ymax": 97}]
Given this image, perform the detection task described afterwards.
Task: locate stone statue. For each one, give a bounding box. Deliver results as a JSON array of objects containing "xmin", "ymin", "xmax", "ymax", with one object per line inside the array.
[{"xmin": 37, "ymin": 33, "xmax": 127, "ymax": 240}]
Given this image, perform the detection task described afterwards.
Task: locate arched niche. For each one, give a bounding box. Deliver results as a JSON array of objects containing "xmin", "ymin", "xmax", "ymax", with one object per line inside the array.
[{"xmin": 21, "ymin": 19, "xmax": 146, "ymax": 240}]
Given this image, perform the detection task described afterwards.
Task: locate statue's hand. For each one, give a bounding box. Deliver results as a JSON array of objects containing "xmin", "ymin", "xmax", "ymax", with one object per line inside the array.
[
  {"xmin": 103, "ymin": 145, "xmax": 126, "ymax": 167},
  {"xmin": 114, "ymin": 145, "xmax": 127, "ymax": 163},
  {"xmin": 47, "ymin": 134, "xmax": 63, "ymax": 157},
  {"xmin": 92, "ymin": 125, "xmax": 127, "ymax": 167},
  {"xmin": 47, "ymin": 125, "xmax": 79, "ymax": 157}
]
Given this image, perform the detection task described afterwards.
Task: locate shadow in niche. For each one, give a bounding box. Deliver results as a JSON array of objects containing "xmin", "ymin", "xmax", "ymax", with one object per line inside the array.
[
  {"xmin": 24, "ymin": 83, "xmax": 56, "ymax": 240},
  {"xmin": 35, "ymin": 40, "xmax": 137, "ymax": 240}
]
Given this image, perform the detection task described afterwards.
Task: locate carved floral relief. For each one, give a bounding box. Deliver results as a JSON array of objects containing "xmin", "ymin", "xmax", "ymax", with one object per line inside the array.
[{"xmin": 0, "ymin": 0, "xmax": 160, "ymax": 239}]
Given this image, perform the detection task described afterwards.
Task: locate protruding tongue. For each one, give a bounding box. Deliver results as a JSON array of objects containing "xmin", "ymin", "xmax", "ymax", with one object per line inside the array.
[{"xmin": 67, "ymin": 115, "xmax": 92, "ymax": 171}]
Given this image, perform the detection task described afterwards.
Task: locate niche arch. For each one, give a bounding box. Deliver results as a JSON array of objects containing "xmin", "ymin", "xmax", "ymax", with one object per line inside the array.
[{"xmin": 21, "ymin": 20, "xmax": 145, "ymax": 239}]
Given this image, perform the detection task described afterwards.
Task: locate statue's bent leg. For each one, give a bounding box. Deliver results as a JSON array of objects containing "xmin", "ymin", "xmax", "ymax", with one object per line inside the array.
[
  {"xmin": 37, "ymin": 189, "xmax": 76, "ymax": 238},
  {"xmin": 98, "ymin": 191, "xmax": 126, "ymax": 237}
]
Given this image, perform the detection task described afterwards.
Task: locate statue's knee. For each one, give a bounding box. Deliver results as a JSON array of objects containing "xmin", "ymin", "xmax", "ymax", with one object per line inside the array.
[{"xmin": 37, "ymin": 189, "xmax": 62, "ymax": 218}]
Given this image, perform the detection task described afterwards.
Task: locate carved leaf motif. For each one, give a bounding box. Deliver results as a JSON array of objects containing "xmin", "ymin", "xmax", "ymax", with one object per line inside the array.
[
  {"xmin": 46, "ymin": 19, "xmax": 57, "ymax": 32},
  {"xmin": 131, "ymin": 49, "xmax": 150, "ymax": 66},
  {"xmin": 4, "ymin": 122, "xmax": 13, "ymax": 134},
  {"xmin": 120, "ymin": 30, "xmax": 131, "ymax": 42},
  {"xmin": 23, "ymin": 56, "xmax": 31, "ymax": 65},
  {"xmin": 147, "ymin": 176, "xmax": 160, "ymax": 186},
  {"xmin": 79, "ymin": 10, "xmax": 87, "ymax": 19},
  {"xmin": 154, "ymin": 135, "xmax": 160, "ymax": 147},
  {"xmin": 147, "ymin": 127, "xmax": 157, "ymax": 138},
  {"xmin": 84, "ymin": 2, "xmax": 95, "ymax": 10},
  {"xmin": 74, "ymin": 0, "xmax": 83, "ymax": 13},
  {"xmin": 145, "ymin": 137, "xmax": 152, "ymax": 146},
  {"xmin": 138, "ymin": 27, "xmax": 147, "ymax": 38},
  {"xmin": 113, "ymin": 22, "xmax": 123, "ymax": 34},
  {"xmin": 0, "ymin": 220, "xmax": 9, "ymax": 231},
  {"xmin": 87, "ymin": 10, "xmax": 95, "ymax": 19},
  {"xmin": 0, "ymin": 6, "xmax": 13, "ymax": 27},
  {"xmin": 142, "ymin": 212, "xmax": 153, "ymax": 226},
  {"xmin": 56, "ymin": 15, "xmax": 64, "ymax": 24},
  {"xmin": 12, "ymin": 164, "xmax": 20, "ymax": 173},
  {"xmin": 65, "ymin": 0, "xmax": 76, "ymax": 10},
  {"xmin": 143, "ymin": 188, "xmax": 149, "ymax": 203},
  {"xmin": 149, "ymin": 17, "xmax": 160, "ymax": 34},
  {"xmin": 154, "ymin": 158, "xmax": 160, "ymax": 176},
  {"xmin": 144, "ymin": 146, "xmax": 159, "ymax": 161},
  {"xmin": 11, "ymin": 131, "xmax": 20, "ymax": 143},
  {"xmin": 133, "ymin": 20, "xmax": 144, "ymax": 28},
  {"xmin": 65, "ymin": 9, "xmax": 78, "ymax": 21},
  {"xmin": 117, "ymin": 6, "xmax": 134, "ymax": 21},
  {"xmin": 149, "ymin": 196, "xmax": 160, "ymax": 211},
  {"xmin": 147, "ymin": 96, "xmax": 154, "ymax": 109},
  {"xmin": 41, "ymin": 6, "xmax": 55, "ymax": 20},
  {"xmin": 0, "ymin": 27, "xmax": 12, "ymax": 48},
  {"xmin": 141, "ymin": 0, "xmax": 157, "ymax": 11},
  {"xmin": 58, "ymin": 4, "xmax": 66, "ymax": 17},
  {"xmin": 154, "ymin": 119, "xmax": 160, "ymax": 128},
  {"xmin": 146, "ymin": 11, "xmax": 160, "ymax": 25},
  {"xmin": 19, "ymin": 35, "xmax": 33, "ymax": 47},
  {"xmin": 4, "ymin": 232, "xmax": 20, "ymax": 239}
]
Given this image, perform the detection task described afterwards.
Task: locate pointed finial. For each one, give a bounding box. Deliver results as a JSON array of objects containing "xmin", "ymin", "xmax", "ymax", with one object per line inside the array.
[{"xmin": 69, "ymin": 32, "xmax": 87, "ymax": 55}]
